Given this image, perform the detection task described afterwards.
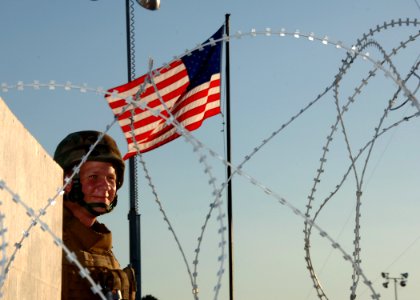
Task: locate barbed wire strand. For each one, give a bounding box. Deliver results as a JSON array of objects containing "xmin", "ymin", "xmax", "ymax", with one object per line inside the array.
[{"xmin": 302, "ymin": 20, "xmax": 419, "ymax": 299}]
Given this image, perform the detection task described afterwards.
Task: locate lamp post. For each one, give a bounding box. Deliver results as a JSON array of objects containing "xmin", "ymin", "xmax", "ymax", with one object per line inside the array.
[
  {"xmin": 90, "ymin": 0, "xmax": 160, "ymax": 298},
  {"xmin": 381, "ymin": 272, "xmax": 408, "ymax": 300},
  {"xmin": 124, "ymin": 1, "xmax": 160, "ymax": 299}
]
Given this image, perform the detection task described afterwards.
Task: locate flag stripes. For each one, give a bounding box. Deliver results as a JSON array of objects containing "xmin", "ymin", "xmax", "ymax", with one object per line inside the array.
[
  {"xmin": 105, "ymin": 26, "xmax": 224, "ymax": 159},
  {"xmin": 124, "ymin": 73, "xmax": 220, "ymax": 156}
]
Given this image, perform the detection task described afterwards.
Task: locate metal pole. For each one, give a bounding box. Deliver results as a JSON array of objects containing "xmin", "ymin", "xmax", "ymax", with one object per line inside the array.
[
  {"xmin": 125, "ymin": 0, "xmax": 142, "ymax": 299},
  {"xmin": 393, "ymin": 278, "xmax": 398, "ymax": 300},
  {"xmin": 224, "ymin": 13, "xmax": 234, "ymax": 300}
]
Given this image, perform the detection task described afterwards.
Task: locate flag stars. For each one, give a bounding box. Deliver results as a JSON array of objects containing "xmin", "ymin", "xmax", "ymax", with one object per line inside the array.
[{"xmin": 182, "ymin": 26, "xmax": 223, "ymax": 92}]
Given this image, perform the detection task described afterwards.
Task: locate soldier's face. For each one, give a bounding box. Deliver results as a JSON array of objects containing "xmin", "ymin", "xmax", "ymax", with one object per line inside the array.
[{"xmin": 79, "ymin": 161, "xmax": 117, "ymax": 212}]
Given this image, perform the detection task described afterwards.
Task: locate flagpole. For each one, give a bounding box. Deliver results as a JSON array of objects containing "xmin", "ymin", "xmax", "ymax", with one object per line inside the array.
[
  {"xmin": 125, "ymin": 1, "xmax": 142, "ymax": 299},
  {"xmin": 224, "ymin": 13, "xmax": 234, "ymax": 300}
]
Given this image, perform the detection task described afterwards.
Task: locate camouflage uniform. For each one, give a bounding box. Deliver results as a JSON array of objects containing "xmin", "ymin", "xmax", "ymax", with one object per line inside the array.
[{"xmin": 62, "ymin": 207, "xmax": 136, "ymax": 300}]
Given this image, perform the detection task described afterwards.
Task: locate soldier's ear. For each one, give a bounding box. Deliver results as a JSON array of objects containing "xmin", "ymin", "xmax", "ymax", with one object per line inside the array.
[
  {"xmin": 63, "ymin": 175, "xmax": 73, "ymax": 193},
  {"xmin": 64, "ymin": 183, "xmax": 72, "ymax": 193}
]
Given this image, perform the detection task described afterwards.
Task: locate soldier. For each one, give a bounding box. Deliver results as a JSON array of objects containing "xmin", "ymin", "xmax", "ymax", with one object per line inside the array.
[{"xmin": 54, "ymin": 130, "xmax": 136, "ymax": 300}]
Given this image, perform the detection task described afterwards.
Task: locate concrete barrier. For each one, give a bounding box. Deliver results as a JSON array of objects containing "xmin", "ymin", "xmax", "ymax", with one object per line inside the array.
[{"xmin": 0, "ymin": 97, "xmax": 63, "ymax": 299}]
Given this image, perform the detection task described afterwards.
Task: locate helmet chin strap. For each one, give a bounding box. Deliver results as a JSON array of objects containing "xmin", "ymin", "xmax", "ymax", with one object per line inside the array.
[
  {"xmin": 78, "ymin": 196, "xmax": 118, "ymax": 217},
  {"xmin": 65, "ymin": 177, "xmax": 118, "ymax": 217}
]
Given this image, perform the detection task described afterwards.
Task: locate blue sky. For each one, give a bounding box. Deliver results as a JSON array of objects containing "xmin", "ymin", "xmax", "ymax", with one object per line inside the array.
[{"xmin": 1, "ymin": 0, "xmax": 420, "ymax": 299}]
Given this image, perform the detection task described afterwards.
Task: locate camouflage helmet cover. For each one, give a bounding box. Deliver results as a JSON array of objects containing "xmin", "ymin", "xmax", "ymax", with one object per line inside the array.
[{"xmin": 54, "ymin": 130, "xmax": 125, "ymax": 189}]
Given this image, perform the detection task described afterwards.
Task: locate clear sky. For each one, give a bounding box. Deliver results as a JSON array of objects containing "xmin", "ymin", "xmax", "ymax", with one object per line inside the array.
[{"xmin": 1, "ymin": 0, "xmax": 420, "ymax": 299}]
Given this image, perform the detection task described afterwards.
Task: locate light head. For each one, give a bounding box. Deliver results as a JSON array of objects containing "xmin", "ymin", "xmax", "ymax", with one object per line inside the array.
[{"xmin": 137, "ymin": 0, "xmax": 160, "ymax": 10}]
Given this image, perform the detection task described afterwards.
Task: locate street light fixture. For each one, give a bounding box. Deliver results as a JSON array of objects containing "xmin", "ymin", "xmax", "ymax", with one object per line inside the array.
[
  {"xmin": 137, "ymin": 0, "xmax": 160, "ymax": 10},
  {"xmin": 381, "ymin": 272, "xmax": 408, "ymax": 300}
]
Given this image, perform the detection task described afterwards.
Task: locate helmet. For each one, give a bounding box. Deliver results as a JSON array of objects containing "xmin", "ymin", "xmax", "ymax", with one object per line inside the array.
[{"xmin": 54, "ymin": 130, "xmax": 125, "ymax": 189}]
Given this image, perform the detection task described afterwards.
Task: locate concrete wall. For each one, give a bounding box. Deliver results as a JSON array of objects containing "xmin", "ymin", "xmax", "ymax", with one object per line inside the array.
[{"xmin": 0, "ymin": 97, "xmax": 62, "ymax": 299}]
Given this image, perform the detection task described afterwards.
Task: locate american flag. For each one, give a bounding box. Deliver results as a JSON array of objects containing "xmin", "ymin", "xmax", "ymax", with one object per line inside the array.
[{"xmin": 105, "ymin": 26, "xmax": 224, "ymax": 159}]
